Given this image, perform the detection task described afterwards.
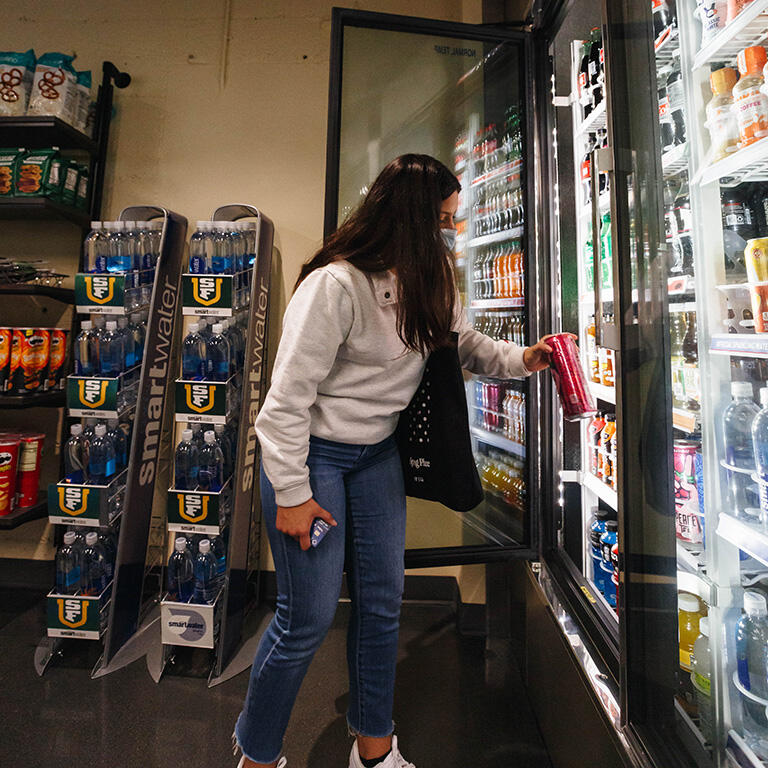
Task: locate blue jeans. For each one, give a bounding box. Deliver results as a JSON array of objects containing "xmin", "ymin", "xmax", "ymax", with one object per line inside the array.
[{"xmin": 235, "ymin": 435, "xmax": 407, "ymax": 764}]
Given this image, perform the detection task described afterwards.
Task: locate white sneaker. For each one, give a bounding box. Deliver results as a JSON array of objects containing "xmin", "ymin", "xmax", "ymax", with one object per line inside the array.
[
  {"xmin": 348, "ymin": 735, "xmax": 414, "ymax": 768},
  {"xmin": 236, "ymin": 753, "xmax": 287, "ymax": 767}
]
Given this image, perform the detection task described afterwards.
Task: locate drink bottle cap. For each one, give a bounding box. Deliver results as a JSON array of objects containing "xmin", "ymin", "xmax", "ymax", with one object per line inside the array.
[
  {"xmin": 91, "ymin": 221, "xmax": 102, "ymax": 228},
  {"xmin": 71, "ymin": 423, "xmax": 83, "ymax": 436},
  {"xmin": 204, "ymin": 430, "xmax": 216, "ymax": 443},
  {"xmin": 188, "ymin": 323, "xmax": 199, "ymax": 333},
  {"xmin": 175, "ymin": 537, "xmax": 187, "ymax": 552},
  {"xmin": 118, "ymin": 317, "xmax": 128, "ymax": 328},
  {"xmin": 103, "ymin": 221, "xmax": 115, "ymax": 230},
  {"xmin": 182, "ymin": 429, "xmax": 193, "ymax": 442},
  {"xmin": 710, "ymin": 66, "xmax": 738, "ymax": 94},
  {"xmin": 605, "ymin": 520, "xmax": 618, "ymax": 532},
  {"xmin": 125, "ymin": 220, "xmax": 136, "ymax": 229},
  {"xmin": 106, "ymin": 321, "xmax": 117, "ymax": 331},
  {"xmin": 738, "ymin": 46, "xmax": 767, "ymax": 76},
  {"xmin": 63, "ymin": 531, "xmax": 77, "ymax": 545},
  {"xmin": 744, "ymin": 589, "xmax": 768, "ymax": 615},
  {"xmin": 95, "ymin": 424, "xmax": 107, "ymax": 437},
  {"xmin": 761, "ymin": 388, "xmax": 768, "ymax": 407},
  {"xmin": 732, "ymin": 381, "xmax": 753, "ymax": 399},
  {"xmin": 214, "ymin": 423, "xmax": 224, "ymax": 434},
  {"xmin": 198, "ymin": 538, "xmax": 211, "ymax": 554},
  {"xmin": 86, "ymin": 531, "xmax": 98, "ymax": 545},
  {"xmin": 80, "ymin": 320, "xmax": 92, "ymax": 330},
  {"xmin": 593, "ymin": 509, "xmax": 613, "ymax": 521},
  {"xmin": 678, "ymin": 593, "xmax": 700, "ymax": 613},
  {"xmin": 195, "ymin": 221, "xmax": 209, "ymax": 228},
  {"xmin": 93, "ymin": 316, "xmax": 105, "ymax": 327},
  {"xmin": 108, "ymin": 418, "xmax": 118, "ymax": 428},
  {"xmin": 699, "ymin": 617, "xmax": 709, "ymax": 637},
  {"xmin": 115, "ymin": 220, "xmax": 125, "ymax": 230},
  {"xmin": 212, "ymin": 323, "xmax": 223, "ymax": 335}
]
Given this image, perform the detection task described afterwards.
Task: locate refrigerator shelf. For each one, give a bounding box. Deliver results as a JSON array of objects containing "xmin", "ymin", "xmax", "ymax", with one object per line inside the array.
[
  {"xmin": 582, "ymin": 471, "xmax": 618, "ymax": 511},
  {"xmin": 470, "ymin": 297, "xmax": 525, "ymax": 309},
  {"xmin": 576, "ymin": 101, "xmax": 607, "ymax": 138},
  {"xmin": 710, "ymin": 332, "xmax": 768, "ymax": 357},
  {"xmin": 677, "ymin": 568, "xmax": 715, "ymax": 606},
  {"xmin": 589, "ymin": 382, "xmax": 615, "ymax": 404},
  {"xmin": 469, "ymin": 158, "xmax": 523, "ymax": 189},
  {"xmin": 662, "ymin": 143, "xmax": 688, "ymax": 178},
  {"xmin": 692, "ymin": 0, "xmax": 768, "ymax": 71},
  {"xmin": 669, "ymin": 302, "xmax": 698, "ymax": 313},
  {"xmin": 469, "ymin": 426, "xmax": 526, "ymax": 459},
  {"xmin": 698, "ymin": 135, "xmax": 768, "ymax": 187},
  {"xmin": 673, "ymin": 408, "xmax": 699, "ymax": 433},
  {"xmin": 716, "ymin": 512, "xmax": 768, "ymax": 569},
  {"xmin": 654, "ymin": 25, "xmax": 679, "ymax": 67},
  {"xmin": 467, "ymin": 227, "xmax": 524, "ymax": 248}
]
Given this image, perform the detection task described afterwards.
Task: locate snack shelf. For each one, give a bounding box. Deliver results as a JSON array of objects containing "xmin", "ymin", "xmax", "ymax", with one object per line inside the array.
[
  {"xmin": 0, "ymin": 390, "xmax": 66, "ymax": 409},
  {"xmin": 0, "ymin": 493, "xmax": 47, "ymax": 531},
  {"xmin": 589, "ymin": 382, "xmax": 615, "ymax": 404},
  {"xmin": 662, "ymin": 143, "xmax": 688, "ymax": 178},
  {"xmin": 582, "ymin": 470, "xmax": 618, "ymax": 511},
  {"xmin": 0, "ymin": 197, "xmax": 89, "ymax": 227},
  {"xmin": 0, "ymin": 283, "xmax": 75, "ymax": 303},
  {"xmin": 467, "ymin": 226, "xmax": 524, "ymax": 248},
  {"xmin": 0, "ymin": 116, "xmax": 97, "ymax": 153},
  {"xmin": 575, "ymin": 100, "xmax": 607, "ymax": 138},
  {"xmin": 717, "ymin": 512, "xmax": 768, "ymax": 570},
  {"xmin": 698, "ymin": 135, "xmax": 768, "ymax": 187},
  {"xmin": 470, "ymin": 297, "xmax": 525, "ymax": 309},
  {"xmin": 470, "ymin": 426, "xmax": 526, "ymax": 459},
  {"xmin": 673, "ymin": 408, "xmax": 699, "ymax": 434},
  {"xmin": 710, "ymin": 332, "xmax": 768, "ymax": 357},
  {"xmin": 693, "ymin": 0, "xmax": 768, "ymax": 71}
]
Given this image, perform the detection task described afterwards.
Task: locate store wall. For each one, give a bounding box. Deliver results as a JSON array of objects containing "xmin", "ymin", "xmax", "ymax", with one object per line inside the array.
[{"xmin": 3, "ymin": 0, "xmax": 489, "ymax": 603}]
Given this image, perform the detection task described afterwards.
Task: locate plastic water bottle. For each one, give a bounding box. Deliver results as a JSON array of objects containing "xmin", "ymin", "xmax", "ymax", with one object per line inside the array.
[
  {"xmin": 691, "ymin": 617, "xmax": 713, "ymax": 743},
  {"xmin": 124, "ymin": 220, "xmax": 142, "ymax": 295},
  {"xmin": 129, "ymin": 313, "xmax": 146, "ymax": 363},
  {"xmin": 220, "ymin": 319, "xmax": 238, "ymax": 375},
  {"xmin": 752, "ymin": 388, "xmax": 768, "ymax": 478},
  {"xmin": 74, "ymin": 320, "xmax": 99, "ymax": 376},
  {"xmin": 199, "ymin": 430, "xmax": 224, "ymax": 492},
  {"xmin": 167, "ymin": 537, "xmax": 194, "ymax": 602},
  {"xmin": 99, "ymin": 320, "xmax": 124, "ymax": 377},
  {"xmin": 136, "ymin": 221, "xmax": 153, "ymax": 301},
  {"xmin": 736, "ymin": 590, "xmax": 768, "ymax": 748},
  {"xmin": 724, "ymin": 381, "xmax": 761, "ymax": 521},
  {"xmin": 211, "ymin": 223, "xmax": 233, "ymax": 274},
  {"xmin": 89, "ymin": 423, "xmax": 116, "ymax": 485},
  {"xmin": 229, "ymin": 317, "xmax": 245, "ymax": 368},
  {"xmin": 107, "ymin": 419, "xmax": 127, "ymax": 471},
  {"xmin": 175, "ymin": 429, "xmax": 199, "ymax": 490},
  {"xmin": 97, "ymin": 527, "xmax": 117, "ymax": 580},
  {"xmin": 64, "ymin": 423, "xmax": 89, "ymax": 483},
  {"xmin": 599, "ymin": 520, "xmax": 618, "ymax": 608},
  {"xmin": 197, "ymin": 316, "xmax": 212, "ymax": 342},
  {"xmin": 206, "ymin": 323, "xmax": 231, "ymax": 381},
  {"xmin": 588, "ymin": 508, "xmax": 612, "ymax": 594},
  {"xmin": 182, "ymin": 323, "xmax": 207, "ymax": 380},
  {"xmin": 105, "ymin": 221, "xmax": 129, "ymax": 273},
  {"xmin": 213, "ymin": 423, "xmax": 234, "ymax": 480},
  {"xmin": 115, "ymin": 317, "xmax": 134, "ymax": 368},
  {"xmin": 82, "ymin": 418, "xmax": 97, "ymax": 441},
  {"xmin": 209, "ymin": 534, "xmax": 227, "ymax": 585},
  {"xmin": 191, "ymin": 424, "xmax": 205, "ymax": 453},
  {"xmin": 84, "ymin": 222, "xmax": 108, "ymax": 273},
  {"xmin": 55, "ymin": 531, "xmax": 84, "ymax": 595},
  {"xmin": 81, "ymin": 531, "xmax": 109, "ymax": 595},
  {"xmin": 189, "ymin": 221, "xmax": 213, "ymax": 274},
  {"xmin": 193, "ymin": 538, "xmax": 218, "ymax": 603}
]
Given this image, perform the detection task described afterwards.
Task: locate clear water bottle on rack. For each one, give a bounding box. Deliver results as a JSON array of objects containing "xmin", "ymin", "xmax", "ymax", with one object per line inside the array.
[
  {"xmin": 167, "ymin": 537, "xmax": 194, "ymax": 602},
  {"xmin": 81, "ymin": 531, "xmax": 109, "ymax": 595},
  {"xmin": 206, "ymin": 323, "xmax": 231, "ymax": 381},
  {"xmin": 74, "ymin": 320, "xmax": 99, "ymax": 376},
  {"xmin": 99, "ymin": 321, "xmax": 124, "ymax": 378},
  {"xmin": 214, "ymin": 423, "xmax": 234, "ymax": 480},
  {"xmin": 55, "ymin": 531, "xmax": 84, "ymax": 595},
  {"xmin": 89, "ymin": 423, "xmax": 116, "ymax": 485},
  {"xmin": 193, "ymin": 539, "xmax": 218, "ymax": 603},
  {"xmin": 107, "ymin": 419, "xmax": 127, "ymax": 472},
  {"xmin": 175, "ymin": 429, "xmax": 200, "ymax": 490},
  {"xmin": 84, "ymin": 222, "xmax": 108, "ymax": 273},
  {"xmin": 208, "ymin": 534, "xmax": 227, "ymax": 587},
  {"xmin": 117, "ymin": 317, "xmax": 136, "ymax": 368},
  {"xmin": 189, "ymin": 221, "xmax": 213, "ymax": 274},
  {"xmin": 129, "ymin": 313, "xmax": 146, "ymax": 363},
  {"xmin": 182, "ymin": 323, "xmax": 207, "ymax": 380},
  {"xmin": 64, "ymin": 423, "xmax": 89, "ymax": 484},
  {"xmin": 199, "ymin": 430, "xmax": 224, "ymax": 492}
]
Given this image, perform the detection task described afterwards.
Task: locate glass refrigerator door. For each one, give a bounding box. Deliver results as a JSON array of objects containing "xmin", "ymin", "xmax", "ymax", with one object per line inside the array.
[{"xmin": 325, "ymin": 10, "xmax": 538, "ymax": 566}]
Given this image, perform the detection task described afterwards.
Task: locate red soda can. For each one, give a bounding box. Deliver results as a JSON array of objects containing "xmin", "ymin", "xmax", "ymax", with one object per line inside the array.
[
  {"xmin": 0, "ymin": 327, "xmax": 11, "ymax": 392},
  {"xmin": 548, "ymin": 333, "xmax": 598, "ymax": 421},
  {"xmin": 46, "ymin": 328, "xmax": 69, "ymax": 390},
  {"xmin": 0, "ymin": 434, "xmax": 21, "ymax": 515},
  {"xmin": 16, "ymin": 432, "xmax": 45, "ymax": 508}
]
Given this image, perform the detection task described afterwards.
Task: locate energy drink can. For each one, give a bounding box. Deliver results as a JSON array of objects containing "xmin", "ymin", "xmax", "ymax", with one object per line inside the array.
[
  {"xmin": 9, "ymin": 328, "xmax": 50, "ymax": 393},
  {"xmin": 0, "ymin": 434, "xmax": 20, "ymax": 515},
  {"xmin": 46, "ymin": 328, "xmax": 69, "ymax": 390},
  {"xmin": 548, "ymin": 333, "xmax": 598, "ymax": 421},
  {"xmin": 674, "ymin": 440, "xmax": 704, "ymax": 549},
  {"xmin": 16, "ymin": 432, "xmax": 45, "ymax": 508},
  {"xmin": 0, "ymin": 328, "xmax": 11, "ymax": 392}
]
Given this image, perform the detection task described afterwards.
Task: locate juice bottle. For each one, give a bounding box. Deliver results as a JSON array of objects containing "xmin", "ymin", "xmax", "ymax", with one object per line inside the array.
[
  {"xmin": 599, "ymin": 414, "xmax": 617, "ymax": 485},
  {"xmin": 679, "ymin": 592, "xmax": 704, "ymax": 670},
  {"xmin": 589, "ymin": 413, "xmax": 606, "ymax": 478},
  {"xmin": 705, "ymin": 67, "xmax": 740, "ymax": 161},
  {"xmin": 585, "ymin": 315, "xmax": 600, "ymax": 383},
  {"xmin": 733, "ymin": 46, "xmax": 768, "ymax": 149},
  {"xmin": 599, "ymin": 330, "xmax": 616, "ymax": 387}
]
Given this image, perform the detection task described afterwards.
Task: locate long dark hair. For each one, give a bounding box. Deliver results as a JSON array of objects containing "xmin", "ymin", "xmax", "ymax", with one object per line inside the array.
[{"xmin": 296, "ymin": 153, "xmax": 461, "ymax": 355}]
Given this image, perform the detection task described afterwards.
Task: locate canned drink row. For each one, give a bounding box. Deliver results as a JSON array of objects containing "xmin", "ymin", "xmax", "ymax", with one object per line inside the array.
[
  {"xmin": 0, "ymin": 431, "xmax": 45, "ymax": 515},
  {"xmin": 0, "ymin": 327, "xmax": 69, "ymax": 395}
]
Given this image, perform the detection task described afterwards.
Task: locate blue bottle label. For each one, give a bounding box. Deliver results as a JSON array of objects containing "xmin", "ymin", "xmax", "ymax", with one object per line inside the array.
[
  {"xmin": 93, "ymin": 255, "xmax": 107, "ymax": 273},
  {"xmin": 63, "ymin": 566, "xmax": 80, "ymax": 588},
  {"xmin": 189, "ymin": 255, "xmax": 207, "ymax": 274},
  {"xmin": 105, "ymin": 458, "xmax": 116, "ymax": 478}
]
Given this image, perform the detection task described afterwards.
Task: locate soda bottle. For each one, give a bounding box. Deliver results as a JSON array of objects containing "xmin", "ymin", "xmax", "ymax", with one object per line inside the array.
[
  {"xmin": 167, "ymin": 537, "xmax": 194, "ymax": 602},
  {"xmin": 81, "ymin": 531, "xmax": 109, "ymax": 595},
  {"xmin": 182, "ymin": 323, "xmax": 207, "ymax": 380},
  {"xmin": 64, "ymin": 423, "xmax": 89, "ymax": 483},
  {"xmin": 589, "ymin": 508, "xmax": 613, "ymax": 593},
  {"xmin": 673, "ymin": 175, "xmax": 694, "ymax": 276},
  {"xmin": 117, "ymin": 316, "xmax": 136, "ymax": 368},
  {"xmin": 99, "ymin": 320, "xmax": 124, "ymax": 378},
  {"xmin": 83, "ymin": 221, "xmax": 108, "ymax": 273},
  {"xmin": 653, "ymin": 0, "xmax": 675, "ymax": 43},
  {"xmin": 189, "ymin": 221, "xmax": 213, "ymax": 274},
  {"xmin": 599, "ymin": 520, "xmax": 618, "ymax": 608},
  {"xmin": 107, "ymin": 419, "xmax": 127, "ymax": 471},
  {"xmin": 175, "ymin": 428, "xmax": 199, "ymax": 490},
  {"xmin": 89, "ymin": 423, "xmax": 116, "ymax": 485},
  {"xmin": 208, "ymin": 534, "xmax": 227, "ymax": 586},
  {"xmin": 199, "ymin": 430, "xmax": 224, "ymax": 492},
  {"xmin": 74, "ymin": 319, "xmax": 99, "ymax": 376},
  {"xmin": 722, "ymin": 187, "xmax": 755, "ymax": 275},
  {"xmin": 691, "ymin": 616, "xmax": 713, "ymax": 743},
  {"xmin": 206, "ymin": 323, "xmax": 231, "ymax": 381},
  {"xmin": 588, "ymin": 27, "xmax": 603, "ymax": 113},
  {"xmin": 55, "ymin": 531, "xmax": 83, "ymax": 595},
  {"xmin": 735, "ymin": 589, "xmax": 768, "ymax": 746},
  {"xmin": 667, "ymin": 61, "xmax": 686, "ymax": 146},
  {"xmin": 578, "ymin": 40, "xmax": 592, "ymax": 119},
  {"xmin": 214, "ymin": 423, "xmax": 234, "ymax": 480},
  {"xmin": 682, "ymin": 311, "xmax": 700, "ymax": 412},
  {"xmin": 193, "ymin": 538, "xmax": 218, "ymax": 603}
]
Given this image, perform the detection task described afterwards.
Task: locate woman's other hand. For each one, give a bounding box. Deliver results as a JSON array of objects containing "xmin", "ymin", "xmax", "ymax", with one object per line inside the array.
[
  {"xmin": 523, "ymin": 333, "xmax": 578, "ymax": 372},
  {"xmin": 276, "ymin": 498, "xmax": 337, "ymax": 551}
]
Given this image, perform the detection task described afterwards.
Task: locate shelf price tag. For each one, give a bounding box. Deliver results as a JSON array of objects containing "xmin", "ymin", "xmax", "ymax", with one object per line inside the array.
[
  {"xmin": 75, "ymin": 273, "xmax": 127, "ymax": 314},
  {"xmin": 182, "ymin": 274, "xmax": 233, "ymax": 316}
]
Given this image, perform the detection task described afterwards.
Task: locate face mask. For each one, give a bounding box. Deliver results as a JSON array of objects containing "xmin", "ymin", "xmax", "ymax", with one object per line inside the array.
[{"xmin": 440, "ymin": 227, "xmax": 457, "ymax": 252}]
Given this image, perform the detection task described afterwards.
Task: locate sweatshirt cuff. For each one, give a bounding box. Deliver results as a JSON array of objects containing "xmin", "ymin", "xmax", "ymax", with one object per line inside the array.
[
  {"xmin": 513, "ymin": 345, "xmax": 534, "ymax": 378},
  {"xmin": 275, "ymin": 481, "xmax": 313, "ymax": 508}
]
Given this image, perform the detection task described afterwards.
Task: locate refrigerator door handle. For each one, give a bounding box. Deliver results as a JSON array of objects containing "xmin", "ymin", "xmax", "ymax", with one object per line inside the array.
[{"xmin": 591, "ymin": 147, "xmax": 606, "ymax": 346}]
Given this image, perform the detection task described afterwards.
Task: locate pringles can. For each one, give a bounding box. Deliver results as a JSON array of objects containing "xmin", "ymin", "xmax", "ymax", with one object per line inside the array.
[
  {"xmin": 46, "ymin": 328, "xmax": 69, "ymax": 390},
  {"xmin": 0, "ymin": 327, "xmax": 11, "ymax": 392},
  {"xmin": 0, "ymin": 434, "xmax": 20, "ymax": 515},
  {"xmin": 548, "ymin": 333, "xmax": 598, "ymax": 421},
  {"xmin": 16, "ymin": 432, "xmax": 44, "ymax": 508},
  {"xmin": 9, "ymin": 328, "xmax": 50, "ymax": 393},
  {"xmin": 746, "ymin": 238, "xmax": 768, "ymax": 283}
]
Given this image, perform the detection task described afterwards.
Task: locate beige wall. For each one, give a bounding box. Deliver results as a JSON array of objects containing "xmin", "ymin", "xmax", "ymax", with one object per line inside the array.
[{"xmin": 3, "ymin": 0, "xmax": 486, "ymax": 602}]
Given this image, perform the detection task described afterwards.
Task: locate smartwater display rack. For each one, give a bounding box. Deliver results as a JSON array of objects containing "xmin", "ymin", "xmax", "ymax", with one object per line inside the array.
[
  {"xmin": 35, "ymin": 206, "xmax": 187, "ymax": 676},
  {"xmin": 153, "ymin": 204, "xmax": 274, "ymax": 685}
]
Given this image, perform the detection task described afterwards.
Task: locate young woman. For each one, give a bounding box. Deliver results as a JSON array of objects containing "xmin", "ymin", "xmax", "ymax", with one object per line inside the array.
[{"xmin": 234, "ymin": 154, "xmax": 553, "ymax": 768}]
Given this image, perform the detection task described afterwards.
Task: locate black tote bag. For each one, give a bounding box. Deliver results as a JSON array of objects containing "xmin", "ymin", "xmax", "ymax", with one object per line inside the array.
[{"xmin": 394, "ymin": 332, "xmax": 484, "ymax": 512}]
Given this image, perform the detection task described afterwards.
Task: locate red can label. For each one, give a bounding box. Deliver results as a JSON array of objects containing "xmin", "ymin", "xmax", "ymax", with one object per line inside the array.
[{"xmin": 0, "ymin": 438, "xmax": 20, "ymax": 515}]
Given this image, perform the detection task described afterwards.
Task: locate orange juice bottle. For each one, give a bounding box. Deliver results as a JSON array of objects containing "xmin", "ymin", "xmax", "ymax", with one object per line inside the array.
[{"xmin": 679, "ymin": 593, "xmax": 704, "ymax": 670}]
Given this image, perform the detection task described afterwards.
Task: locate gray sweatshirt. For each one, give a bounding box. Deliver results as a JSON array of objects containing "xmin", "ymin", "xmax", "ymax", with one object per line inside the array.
[{"xmin": 255, "ymin": 260, "xmax": 531, "ymax": 506}]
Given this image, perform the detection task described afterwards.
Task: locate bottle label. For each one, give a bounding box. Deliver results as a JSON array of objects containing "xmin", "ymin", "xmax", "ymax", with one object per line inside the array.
[
  {"xmin": 680, "ymin": 649, "xmax": 692, "ymax": 670},
  {"xmin": 658, "ymin": 95, "xmax": 671, "ymax": 122},
  {"xmin": 105, "ymin": 458, "xmax": 116, "ymax": 478},
  {"xmin": 734, "ymin": 84, "xmax": 768, "ymax": 145},
  {"xmin": 62, "ymin": 566, "xmax": 80, "ymax": 588},
  {"xmin": 580, "ymin": 157, "xmax": 591, "ymax": 183},
  {"xmin": 724, "ymin": 202, "xmax": 750, "ymax": 226},
  {"xmin": 675, "ymin": 204, "xmax": 693, "ymax": 235},
  {"xmin": 668, "ymin": 79, "xmax": 684, "ymax": 113},
  {"xmin": 578, "ymin": 72, "xmax": 587, "ymax": 96},
  {"xmin": 683, "ymin": 363, "xmax": 700, "ymax": 404}
]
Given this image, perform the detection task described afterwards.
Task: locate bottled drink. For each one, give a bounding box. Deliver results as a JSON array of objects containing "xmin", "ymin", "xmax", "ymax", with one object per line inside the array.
[
  {"xmin": 598, "ymin": 325, "xmax": 616, "ymax": 387},
  {"xmin": 679, "ymin": 592, "xmax": 703, "ymax": 670},
  {"xmin": 81, "ymin": 530, "xmax": 109, "ymax": 595},
  {"xmin": 198, "ymin": 430, "xmax": 224, "ymax": 492},
  {"xmin": 175, "ymin": 429, "xmax": 199, "ymax": 490},
  {"xmin": 589, "ymin": 508, "xmax": 613, "ymax": 593},
  {"xmin": 670, "ymin": 312, "xmax": 687, "ymax": 408},
  {"xmin": 667, "ymin": 61, "xmax": 686, "ymax": 146},
  {"xmin": 722, "ymin": 186, "xmax": 755, "ymax": 241},
  {"xmin": 167, "ymin": 537, "xmax": 194, "ymax": 602},
  {"xmin": 581, "ymin": 133, "xmax": 596, "ymax": 204},
  {"xmin": 106, "ymin": 221, "xmax": 131, "ymax": 274},
  {"xmin": 55, "ymin": 531, "xmax": 83, "ymax": 595},
  {"xmin": 211, "ymin": 223, "xmax": 233, "ymax": 274},
  {"xmin": 597, "ymin": 129, "xmax": 610, "ymax": 195},
  {"xmin": 214, "ymin": 423, "xmax": 234, "ymax": 480},
  {"xmin": 584, "ymin": 224, "xmax": 594, "ymax": 292},
  {"xmin": 182, "ymin": 323, "xmax": 207, "ymax": 380},
  {"xmin": 706, "ymin": 67, "xmax": 740, "ymax": 163},
  {"xmin": 221, "ymin": 319, "xmax": 238, "ymax": 374},
  {"xmin": 734, "ymin": 46, "xmax": 768, "ymax": 149},
  {"xmin": 209, "ymin": 534, "xmax": 227, "ymax": 586},
  {"xmin": 206, "ymin": 323, "xmax": 231, "ymax": 381},
  {"xmin": 189, "ymin": 221, "xmax": 213, "ymax": 274},
  {"xmin": 691, "ymin": 616, "xmax": 713, "ymax": 743},
  {"xmin": 736, "ymin": 590, "xmax": 768, "ymax": 746},
  {"xmin": 599, "ymin": 520, "xmax": 618, "ymax": 608},
  {"xmin": 673, "ymin": 175, "xmax": 694, "ymax": 275},
  {"xmin": 83, "ymin": 221, "xmax": 108, "ymax": 273},
  {"xmin": 724, "ymin": 381, "xmax": 760, "ymax": 468},
  {"xmin": 658, "ymin": 83, "xmax": 674, "ymax": 153},
  {"xmin": 653, "ymin": 0, "xmax": 675, "ymax": 43},
  {"xmin": 600, "ymin": 211, "xmax": 612, "ymax": 288},
  {"xmin": 74, "ymin": 319, "xmax": 99, "ymax": 377},
  {"xmin": 64, "ymin": 423, "xmax": 89, "ymax": 483},
  {"xmin": 129, "ymin": 313, "xmax": 146, "ymax": 364},
  {"xmin": 682, "ymin": 312, "xmax": 700, "ymax": 412},
  {"xmin": 588, "ymin": 27, "xmax": 603, "ymax": 113},
  {"xmin": 585, "ymin": 316, "xmax": 599, "ymax": 383},
  {"xmin": 578, "ymin": 40, "xmax": 592, "ymax": 119},
  {"xmin": 117, "ymin": 316, "xmax": 136, "ymax": 368},
  {"xmin": 193, "ymin": 538, "xmax": 218, "ymax": 603},
  {"xmin": 89, "ymin": 423, "xmax": 116, "ymax": 485},
  {"xmin": 600, "ymin": 414, "xmax": 617, "ymax": 487},
  {"xmin": 107, "ymin": 419, "xmax": 127, "ymax": 471},
  {"xmin": 752, "ymin": 388, "xmax": 768, "ymax": 480},
  {"xmin": 124, "ymin": 220, "xmax": 142, "ymax": 300},
  {"xmin": 588, "ymin": 413, "xmax": 606, "ymax": 478},
  {"xmin": 695, "ymin": 0, "xmax": 727, "ymax": 47},
  {"xmin": 99, "ymin": 320, "xmax": 124, "ymax": 378}
]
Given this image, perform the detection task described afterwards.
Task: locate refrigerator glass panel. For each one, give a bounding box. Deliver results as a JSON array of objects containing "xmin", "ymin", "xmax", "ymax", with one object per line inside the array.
[{"xmin": 334, "ymin": 20, "xmax": 532, "ymax": 555}]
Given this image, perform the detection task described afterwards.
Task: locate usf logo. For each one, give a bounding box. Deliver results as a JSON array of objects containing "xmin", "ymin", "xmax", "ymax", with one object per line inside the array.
[
  {"xmin": 191, "ymin": 276, "xmax": 221, "ymax": 306},
  {"xmin": 84, "ymin": 275, "xmax": 115, "ymax": 304},
  {"xmin": 78, "ymin": 379, "xmax": 109, "ymax": 408},
  {"xmin": 178, "ymin": 493, "xmax": 210, "ymax": 523},
  {"xmin": 185, "ymin": 383, "xmax": 215, "ymax": 413},
  {"xmin": 57, "ymin": 598, "xmax": 90, "ymax": 628},
  {"xmin": 58, "ymin": 486, "xmax": 90, "ymax": 516}
]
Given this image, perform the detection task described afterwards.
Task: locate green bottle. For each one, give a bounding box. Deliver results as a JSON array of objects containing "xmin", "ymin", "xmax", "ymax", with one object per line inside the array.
[{"xmin": 600, "ymin": 211, "xmax": 612, "ymax": 289}]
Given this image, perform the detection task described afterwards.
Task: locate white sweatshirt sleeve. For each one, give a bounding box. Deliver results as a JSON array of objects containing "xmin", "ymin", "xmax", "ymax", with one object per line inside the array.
[
  {"xmin": 453, "ymin": 301, "xmax": 532, "ymax": 379},
  {"xmin": 255, "ymin": 269, "xmax": 354, "ymax": 507}
]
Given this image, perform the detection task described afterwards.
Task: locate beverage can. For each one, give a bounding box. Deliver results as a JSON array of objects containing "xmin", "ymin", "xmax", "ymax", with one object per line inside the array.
[
  {"xmin": 749, "ymin": 282, "xmax": 768, "ymax": 332},
  {"xmin": 0, "ymin": 434, "xmax": 21, "ymax": 515},
  {"xmin": 0, "ymin": 327, "xmax": 11, "ymax": 392},
  {"xmin": 15, "ymin": 432, "xmax": 45, "ymax": 508},
  {"xmin": 745, "ymin": 238, "xmax": 768, "ymax": 282},
  {"xmin": 548, "ymin": 333, "xmax": 598, "ymax": 421},
  {"xmin": 674, "ymin": 440, "xmax": 704, "ymax": 548},
  {"xmin": 46, "ymin": 328, "xmax": 69, "ymax": 390}
]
